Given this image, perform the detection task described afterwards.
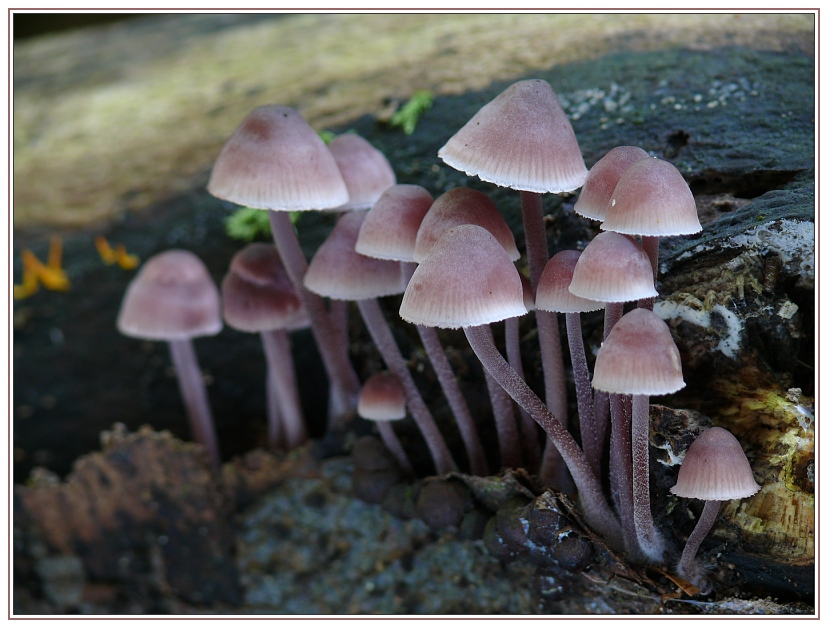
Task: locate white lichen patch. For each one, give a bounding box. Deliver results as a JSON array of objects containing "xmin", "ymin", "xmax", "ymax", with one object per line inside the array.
[
  {"xmin": 654, "ymin": 299, "xmax": 744, "ymax": 359},
  {"xmin": 727, "ymin": 219, "xmax": 815, "ymax": 289}
]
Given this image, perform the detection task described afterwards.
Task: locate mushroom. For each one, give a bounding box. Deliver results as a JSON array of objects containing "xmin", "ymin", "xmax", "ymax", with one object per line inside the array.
[
  {"xmin": 572, "ymin": 146, "xmax": 650, "ymax": 222},
  {"xmin": 355, "ymin": 185, "xmax": 488, "ymax": 475},
  {"xmin": 568, "ymin": 232, "xmax": 658, "ymax": 554},
  {"xmin": 601, "ymin": 156, "xmax": 701, "ymax": 310},
  {"xmin": 357, "ymin": 371, "xmax": 414, "ymax": 476},
  {"xmin": 535, "ymin": 250, "xmax": 606, "ymax": 477},
  {"xmin": 221, "ymin": 242, "xmax": 309, "ymax": 451},
  {"xmin": 670, "ymin": 427, "xmax": 760, "ymax": 593},
  {"xmin": 413, "ymin": 187, "xmax": 523, "ymax": 470},
  {"xmin": 207, "ymin": 104, "xmax": 360, "ymax": 425},
  {"xmin": 592, "ymin": 308, "xmax": 686, "ymax": 562},
  {"xmin": 400, "ymin": 224, "xmax": 621, "ymax": 547},
  {"xmin": 328, "ymin": 133, "xmax": 397, "ymax": 210},
  {"xmin": 305, "ymin": 211, "xmax": 457, "ymax": 474},
  {"xmin": 117, "ymin": 250, "xmax": 222, "ymax": 468},
  {"xmin": 438, "ymin": 79, "xmax": 588, "ymax": 441}
]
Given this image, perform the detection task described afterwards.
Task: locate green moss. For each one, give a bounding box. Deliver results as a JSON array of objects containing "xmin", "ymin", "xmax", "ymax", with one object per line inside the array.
[{"xmin": 390, "ymin": 90, "xmax": 434, "ymax": 135}]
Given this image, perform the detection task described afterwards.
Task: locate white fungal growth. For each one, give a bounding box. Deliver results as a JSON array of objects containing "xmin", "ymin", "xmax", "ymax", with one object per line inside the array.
[
  {"xmin": 654, "ymin": 300, "xmax": 744, "ymax": 359},
  {"xmin": 728, "ymin": 219, "xmax": 814, "ymax": 289}
]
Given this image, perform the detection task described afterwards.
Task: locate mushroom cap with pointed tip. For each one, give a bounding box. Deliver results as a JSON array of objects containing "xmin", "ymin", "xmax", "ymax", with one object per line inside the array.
[
  {"xmin": 592, "ymin": 308, "xmax": 685, "ymax": 395},
  {"xmin": 304, "ymin": 211, "xmax": 405, "ymax": 301},
  {"xmin": 671, "ymin": 427, "xmax": 761, "ymax": 501},
  {"xmin": 438, "ymin": 79, "xmax": 587, "ymax": 193},
  {"xmin": 329, "ymin": 133, "xmax": 396, "ymax": 210},
  {"xmin": 400, "ymin": 224, "xmax": 527, "ymax": 329},
  {"xmin": 413, "ymin": 187, "xmax": 519, "ymax": 263},
  {"xmin": 573, "ymin": 146, "xmax": 651, "ymax": 221},
  {"xmin": 536, "ymin": 250, "xmax": 606, "ymax": 313},
  {"xmin": 222, "ymin": 243, "xmax": 309, "ymax": 333},
  {"xmin": 358, "ymin": 371, "xmax": 407, "ymax": 421},
  {"xmin": 602, "ymin": 157, "xmax": 701, "ymax": 236},
  {"xmin": 355, "ymin": 184, "xmax": 434, "ymax": 261},
  {"xmin": 207, "ymin": 105, "xmax": 349, "ymax": 211},
  {"xmin": 568, "ymin": 231, "xmax": 657, "ymax": 303},
  {"xmin": 117, "ymin": 249, "xmax": 222, "ymax": 341}
]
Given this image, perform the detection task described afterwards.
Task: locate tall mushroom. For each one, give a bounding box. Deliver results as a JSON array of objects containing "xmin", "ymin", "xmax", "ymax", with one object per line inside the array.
[
  {"xmin": 207, "ymin": 105, "xmax": 360, "ymax": 425},
  {"xmin": 438, "ymin": 79, "xmax": 588, "ymax": 439},
  {"xmin": 117, "ymin": 250, "xmax": 223, "ymax": 469},
  {"xmin": 592, "ymin": 308, "xmax": 686, "ymax": 562},
  {"xmin": 221, "ymin": 243, "xmax": 309, "ymax": 451},
  {"xmin": 670, "ymin": 427, "xmax": 760, "ymax": 593},
  {"xmin": 400, "ymin": 224, "xmax": 621, "ymax": 547},
  {"xmin": 355, "ymin": 185, "xmax": 488, "ymax": 475},
  {"xmin": 305, "ymin": 211, "xmax": 457, "ymax": 475}
]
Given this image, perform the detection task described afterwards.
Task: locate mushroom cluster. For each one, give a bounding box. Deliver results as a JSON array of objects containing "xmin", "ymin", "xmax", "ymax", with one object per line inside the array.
[{"xmin": 116, "ymin": 79, "xmax": 760, "ymax": 594}]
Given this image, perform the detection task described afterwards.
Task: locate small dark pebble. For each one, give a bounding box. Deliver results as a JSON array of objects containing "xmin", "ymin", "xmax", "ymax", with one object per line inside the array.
[
  {"xmin": 352, "ymin": 467, "xmax": 401, "ymax": 504},
  {"xmin": 459, "ymin": 507, "xmax": 490, "ymax": 540},
  {"xmin": 351, "ymin": 436, "xmax": 398, "ymax": 472},
  {"xmin": 380, "ymin": 482, "xmax": 417, "ymax": 520},
  {"xmin": 414, "ymin": 478, "xmax": 472, "ymax": 530},
  {"xmin": 483, "ymin": 516, "xmax": 513, "ymax": 563},
  {"xmin": 553, "ymin": 534, "xmax": 593, "ymax": 572},
  {"xmin": 496, "ymin": 499, "xmax": 531, "ymax": 554}
]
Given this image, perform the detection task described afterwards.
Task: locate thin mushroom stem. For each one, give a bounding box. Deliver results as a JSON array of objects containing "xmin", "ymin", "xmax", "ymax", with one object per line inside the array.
[
  {"xmin": 168, "ymin": 339, "xmax": 220, "ymax": 469},
  {"xmin": 632, "ymin": 393, "xmax": 665, "ymax": 561},
  {"xmin": 464, "ymin": 324, "xmax": 622, "ymax": 548},
  {"xmin": 482, "ymin": 324, "xmax": 523, "ymax": 469},
  {"xmin": 522, "ymin": 191, "xmax": 570, "ymax": 486},
  {"xmin": 677, "ymin": 499, "xmax": 722, "ymax": 595},
  {"xmin": 594, "ymin": 301, "xmax": 625, "ymax": 458},
  {"xmin": 357, "ymin": 298, "xmax": 458, "ymax": 474},
  {"xmin": 610, "ymin": 392, "xmax": 638, "ymax": 555},
  {"xmin": 268, "ymin": 211, "xmax": 361, "ymax": 425},
  {"xmin": 404, "ymin": 261, "xmax": 486, "ymax": 475},
  {"xmin": 505, "ymin": 316, "xmax": 541, "ymax": 472},
  {"xmin": 261, "ymin": 329, "xmax": 307, "ymax": 450},
  {"xmin": 566, "ymin": 312, "xmax": 599, "ymax": 477},
  {"xmin": 376, "ymin": 421, "xmax": 415, "ymax": 478},
  {"xmin": 638, "ymin": 236, "xmax": 659, "ymax": 311},
  {"xmin": 417, "ymin": 324, "xmax": 488, "ymax": 476}
]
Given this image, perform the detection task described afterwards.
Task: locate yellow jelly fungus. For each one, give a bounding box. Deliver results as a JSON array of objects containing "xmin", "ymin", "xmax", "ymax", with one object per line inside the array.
[
  {"xmin": 114, "ymin": 244, "xmax": 140, "ymax": 270},
  {"xmin": 13, "ymin": 267, "xmax": 39, "ymax": 300},
  {"xmin": 22, "ymin": 248, "xmax": 70, "ymax": 291},
  {"xmin": 95, "ymin": 235, "xmax": 117, "ymax": 265}
]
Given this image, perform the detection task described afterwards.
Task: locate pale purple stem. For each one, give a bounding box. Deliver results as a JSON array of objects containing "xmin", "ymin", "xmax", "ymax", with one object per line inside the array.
[
  {"xmin": 638, "ymin": 235, "xmax": 660, "ymax": 311},
  {"xmin": 464, "ymin": 324, "xmax": 622, "ymax": 549},
  {"xmin": 677, "ymin": 499, "xmax": 722, "ymax": 595},
  {"xmin": 482, "ymin": 325, "xmax": 522, "ymax": 470},
  {"xmin": 417, "ymin": 324, "xmax": 488, "ymax": 476},
  {"xmin": 357, "ymin": 298, "xmax": 458, "ymax": 474},
  {"xmin": 632, "ymin": 394, "xmax": 665, "ymax": 561},
  {"xmin": 505, "ymin": 316, "xmax": 541, "ymax": 472},
  {"xmin": 566, "ymin": 312, "xmax": 599, "ymax": 477},
  {"xmin": 169, "ymin": 339, "xmax": 220, "ymax": 469},
  {"xmin": 261, "ymin": 329, "xmax": 307, "ymax": 451},
  {"xmin": 610, "ymin": 392, "xmax": 637, "ymax": 555},
  {"xmin": 268, "ymin": 211, "xmax": 360, "ymax": 425},
  {"xmin": 594, "ymin": 302, "xmax": 625, "ymax": 454},
  {"xmin": 376, "ymin": 420, "xmax": 415, "ymax": 478}
]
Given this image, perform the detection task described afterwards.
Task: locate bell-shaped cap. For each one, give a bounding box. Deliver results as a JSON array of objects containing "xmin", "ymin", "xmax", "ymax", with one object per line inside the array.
[
  {"xmin": 207, "ymin": 105, "xmax": 349, "ymax": 211},
  {"xmin": 602, "ymin": 157, "xmax": 702, "ymax": 236},
  {"xmin": 222, "ymin": 243, "xmax": 308, "ymax": 333},
  {"xmin": 536, "ymin": 250, "xmax": 606, "ymax": 313},
  {"xmin": 413, "ymin": 187, "xmax": 519, "ymax": 263},
  {"xmin": 671, "ymin": 427, "xmax": 761, "ymax": 501},
  {"xmin": 592, "ymin": 308, "xmax": 685, "ymax": 395},
  {"xmin": 568, "ymin": 231, "xmax": 657, "ymax": 303},
  {"xmin": 573, "ymin": 146, "xmax": 651, "ymax": 221},
  {"xmin": 438, "ymin": 79, "xmax": 587, "ymax": 193},
  {"xmin": 400, "ymin": 224, "xmax": 527, "ymax": 329},
  {"xmin": 358, "ymin": 371, "xmax": 406, "ymax": 421},
  {"xmin": 329, "ymin": 134, "xmax": 396, "ymax": 210},
  {"xmin": 355, "ymin": 184, "xmax": 434, "ymax": 261},
  {"xmin": 304, "ymin": 211, "xmax": 405, "ymax": 300},
  {"xmin": 117, "ymin": 249, "xmax": 222, "ymax": 341}
]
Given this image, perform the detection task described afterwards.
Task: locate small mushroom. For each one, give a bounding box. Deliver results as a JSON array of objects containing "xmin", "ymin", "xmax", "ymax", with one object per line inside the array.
[
  {"xmin": 117, "ymin": 250, "xmax": 222, "ymax": 468},
  {"xmin": 357, "ymin": 371, "xmax": 414, "ymax": 477},
  {"xmin": 670, "ymin": 426, "xmax": 760, "ymax": 594}
]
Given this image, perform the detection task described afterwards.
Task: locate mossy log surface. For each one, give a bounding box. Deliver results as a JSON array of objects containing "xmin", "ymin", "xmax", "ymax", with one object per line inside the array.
[{"xmin": 13, "ymin": 13, "xmax": 814, "ymax": 615}]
